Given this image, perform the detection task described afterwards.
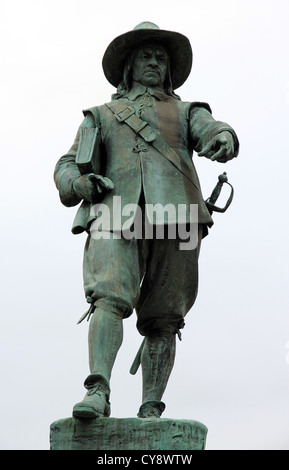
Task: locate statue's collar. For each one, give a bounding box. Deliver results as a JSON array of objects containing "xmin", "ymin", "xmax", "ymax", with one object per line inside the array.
[{"xmin": 124, "ymin": 82, "xmax": 169, "ymax": 102}]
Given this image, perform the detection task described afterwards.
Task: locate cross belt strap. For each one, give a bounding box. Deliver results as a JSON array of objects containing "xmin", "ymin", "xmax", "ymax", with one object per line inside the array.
[{"xmin": 105, "ymin": 101, "xmax": 198, "ymax": 190}]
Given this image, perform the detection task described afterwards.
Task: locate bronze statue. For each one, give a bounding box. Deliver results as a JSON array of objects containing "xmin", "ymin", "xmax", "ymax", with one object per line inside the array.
[{"xmin": 54, "ymin": 22, "xmax": 239, "ymax": 419}]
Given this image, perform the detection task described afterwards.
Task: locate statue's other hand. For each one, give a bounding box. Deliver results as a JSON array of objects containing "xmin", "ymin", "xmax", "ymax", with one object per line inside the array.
[
  {"xmin": 198, "ymin": 131, "xmax": 235, "ymax": 163},
  {"xmin": 89, "ymin": 174, "xmax": 115, "ymax": 193},
  {"xmin": 73, "ymin": 174, "xmax": 114, "ymax": 203}
]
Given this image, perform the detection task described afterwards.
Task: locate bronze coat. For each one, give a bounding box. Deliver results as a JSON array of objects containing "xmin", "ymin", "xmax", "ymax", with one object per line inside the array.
[{"xmin": 54, "ymin": 85, "xmax": 239, "ymax": 235}]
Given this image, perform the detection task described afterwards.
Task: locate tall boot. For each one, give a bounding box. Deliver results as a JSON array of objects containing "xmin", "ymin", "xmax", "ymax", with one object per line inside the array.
[
  {"xmin": 73, "ymin": 307, "xmax": 123, "ymax": 419},
  {"xmin": 88, "ymin": 307, "xmax": 123, "ymax": 382},
  {"xmin": 138, "ymin": 333, "xmax": 176, "ymax": 418}
]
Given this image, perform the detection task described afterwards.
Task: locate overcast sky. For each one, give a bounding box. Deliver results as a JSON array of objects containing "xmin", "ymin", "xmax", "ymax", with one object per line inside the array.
[{"xmin": 0, "ymin": 0, "xmax": 288, "ymax": 450}]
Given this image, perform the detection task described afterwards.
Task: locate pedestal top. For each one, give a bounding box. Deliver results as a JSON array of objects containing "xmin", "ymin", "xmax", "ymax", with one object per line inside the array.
[{"xmin": 50, "ymin": 416, "xmax": 208, "ymax": 451}]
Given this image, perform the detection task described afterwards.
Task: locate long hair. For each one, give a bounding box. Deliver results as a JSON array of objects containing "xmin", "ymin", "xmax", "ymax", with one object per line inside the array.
[{"xmin": 112, "ymin": 47, "xmax": 181, "ymax": 100}]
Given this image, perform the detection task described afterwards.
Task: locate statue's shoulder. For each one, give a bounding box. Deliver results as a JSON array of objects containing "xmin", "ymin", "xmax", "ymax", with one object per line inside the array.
[
  {"xmin": 177, "ymin": 100, "xmax": 212, "ymax": 114},
  {"xmin": 83, "ymin": 104, "xmax": 104, "ymax": 117},
  {"xmin": 82, "ymin": 104, "xmax": 98, "ymax": 118},
  {"xmin": 82, "ymin": 104, "xmax": 111, "ymax": 126}
]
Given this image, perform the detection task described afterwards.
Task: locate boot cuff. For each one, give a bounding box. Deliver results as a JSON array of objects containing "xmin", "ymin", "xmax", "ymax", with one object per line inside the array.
[{"xmin": 84, "ymin": 373, "xmax": 110, "ymax": 393}]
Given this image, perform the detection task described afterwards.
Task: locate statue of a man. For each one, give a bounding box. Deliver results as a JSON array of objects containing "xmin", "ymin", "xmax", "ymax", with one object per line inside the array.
[{"xmin": 54, "ymin": 22, "xmax": 239, "ymax": 419}]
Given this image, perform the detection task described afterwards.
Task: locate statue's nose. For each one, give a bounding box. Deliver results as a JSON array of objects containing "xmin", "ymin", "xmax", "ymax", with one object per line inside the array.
[{"xmin": 148, "ymin": 55, "xmax": 158, "ymax": 66}]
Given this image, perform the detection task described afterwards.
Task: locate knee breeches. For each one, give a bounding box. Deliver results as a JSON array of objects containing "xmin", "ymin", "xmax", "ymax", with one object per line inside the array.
[{"xmin": 83, "ymin": 225, "xmax": 202, "ymax": 336}]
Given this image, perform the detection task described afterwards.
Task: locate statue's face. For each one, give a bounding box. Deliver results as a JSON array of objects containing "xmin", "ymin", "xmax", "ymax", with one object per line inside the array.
[{"xmin": 132, "ymin": 44, "xmax": 168, "ymax": 88}]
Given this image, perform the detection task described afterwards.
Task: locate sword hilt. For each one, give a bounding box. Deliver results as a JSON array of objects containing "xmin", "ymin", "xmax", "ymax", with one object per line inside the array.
[{"xmin": 205, "ymin": 172, "xmax": 234, "ymax": 214}]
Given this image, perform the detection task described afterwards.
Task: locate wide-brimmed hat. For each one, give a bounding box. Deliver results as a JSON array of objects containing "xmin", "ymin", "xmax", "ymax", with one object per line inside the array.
[{"xmin": 102, "ymin": 22, "xmax": 193, "ymax": 90}]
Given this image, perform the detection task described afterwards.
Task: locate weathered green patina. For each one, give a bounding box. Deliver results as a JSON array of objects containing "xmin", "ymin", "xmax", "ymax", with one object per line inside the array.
[
  {"xmin": 50, "ymin": 417, "xmax": 208, "ymax": 451},
  {"xmin": 54, "ymin": 22, "xmax": 239, "ymax": 422}
]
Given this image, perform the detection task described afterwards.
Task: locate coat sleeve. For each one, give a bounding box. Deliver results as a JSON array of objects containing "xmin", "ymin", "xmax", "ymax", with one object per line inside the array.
[
  {"xmin": 54, "ymin": 114, "xmax": 95, "ymax": 207},
  {"xmin": 189, "ymin": 103, "xmax": 239, "ymax": 157}
]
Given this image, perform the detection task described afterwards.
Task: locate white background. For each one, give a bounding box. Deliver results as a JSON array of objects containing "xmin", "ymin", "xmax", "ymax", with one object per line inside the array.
[{"xmin": 0, "ymin": 0, "xmax": 288, "ymax": 450}]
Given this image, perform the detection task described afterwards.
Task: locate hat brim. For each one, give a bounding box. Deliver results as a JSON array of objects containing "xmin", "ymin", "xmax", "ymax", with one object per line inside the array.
[{"xmin": 102, "ymin": 28, "xmax": 193, "ymax": 90}]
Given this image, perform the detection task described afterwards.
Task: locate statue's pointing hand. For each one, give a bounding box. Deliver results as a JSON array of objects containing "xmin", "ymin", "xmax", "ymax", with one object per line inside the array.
[
  {"xmin": 73, "ymin": 173, "xmax": 114, "ymax": 203},
  {"xmin": 198, "ymin": 131, "xmax": 235, "ymax": 163}
]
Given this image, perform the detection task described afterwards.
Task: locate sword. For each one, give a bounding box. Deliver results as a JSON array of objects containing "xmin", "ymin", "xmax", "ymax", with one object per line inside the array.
[
  {"xmin": 129, "ymin": 339, "xmax": 145, "ymax": 375},
  {"xmin": 130, "ymin": 173, "xmax": 234, "ymax": 376},
  {"xmin": 205, "ymin": 172, "xmax": 234, "ymax": 214}
]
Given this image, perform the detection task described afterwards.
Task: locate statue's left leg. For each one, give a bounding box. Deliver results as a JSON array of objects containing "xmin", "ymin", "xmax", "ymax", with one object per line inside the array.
[
  {"xmin": 136, "ymin": 224, "xmax": 203, "ymax": 418},
  {"xmin": 137, "ymin": 333, "xmax": 176, "ymax": 418}
]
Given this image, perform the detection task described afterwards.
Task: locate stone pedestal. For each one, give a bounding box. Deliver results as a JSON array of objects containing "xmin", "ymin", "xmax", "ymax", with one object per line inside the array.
[{"xmin": 50, "ymin": 417, "xmax": 207, "ymax": 450}]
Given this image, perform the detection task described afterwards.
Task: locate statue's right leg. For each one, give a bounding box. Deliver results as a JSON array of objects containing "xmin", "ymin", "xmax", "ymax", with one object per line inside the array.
[
  {"xmin": 73, "ymin": 305, "xmax": 123, "ymax": 419},
  {"xmin": 88, "ymin": 305, "xmax": 123, "ymax": 385},
  {"xmin": 73, "ymin": 233, "xmax": 142, "ymax": 419}
]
